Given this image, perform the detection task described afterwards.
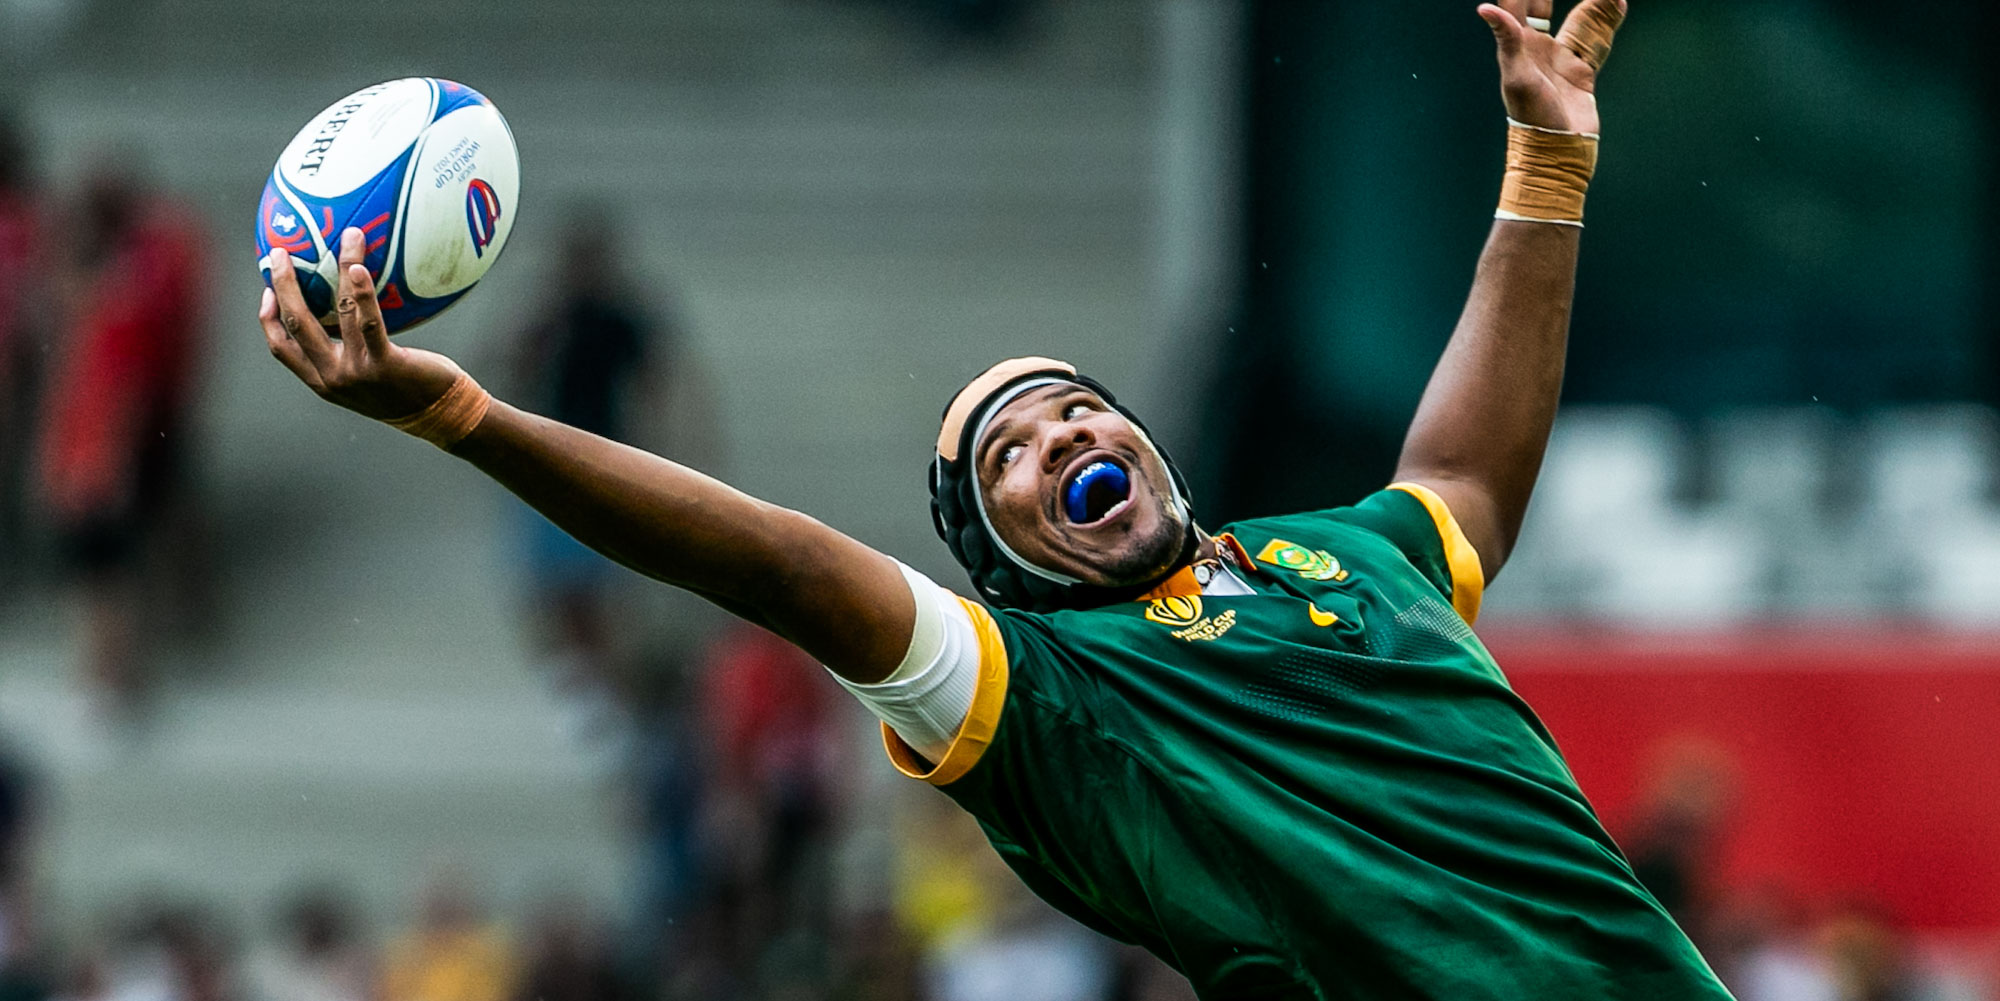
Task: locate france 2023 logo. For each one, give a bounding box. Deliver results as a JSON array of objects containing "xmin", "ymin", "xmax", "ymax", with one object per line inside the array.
[{"xmin": 465, "ymin": 178, "xmax": 502, "ymax": 258}]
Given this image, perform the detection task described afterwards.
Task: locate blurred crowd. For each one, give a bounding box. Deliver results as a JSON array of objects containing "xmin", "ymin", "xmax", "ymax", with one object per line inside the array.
[
  {"xmin": 1619, "ymin": 741, "xmax": 2000, "ymax": 1001},
  {"xmin": 0, "ymin": 624, "xmax": 1190, "ymax": 1001}
]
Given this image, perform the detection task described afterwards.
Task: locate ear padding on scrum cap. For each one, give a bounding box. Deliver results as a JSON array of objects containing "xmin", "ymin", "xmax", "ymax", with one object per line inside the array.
[{"xmin": 928, "ymin": 368, "xmax": 1197, "ymax": 613}]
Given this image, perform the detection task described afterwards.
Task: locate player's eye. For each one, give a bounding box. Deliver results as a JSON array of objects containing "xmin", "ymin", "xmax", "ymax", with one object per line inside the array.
[
  {"xmin": 999, "ymin": 443, "xmax": 1025, "ymax": 466},
  {"xmin": 1063, "ymin": 402, "xmax": 1093, "ymax": 421}
]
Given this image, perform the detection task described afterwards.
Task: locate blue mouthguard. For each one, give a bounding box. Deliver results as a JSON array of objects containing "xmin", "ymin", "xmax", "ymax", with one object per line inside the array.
[{"xmin": 1064, "ymin": 461, "xmax": 1131, "ymax": 524}]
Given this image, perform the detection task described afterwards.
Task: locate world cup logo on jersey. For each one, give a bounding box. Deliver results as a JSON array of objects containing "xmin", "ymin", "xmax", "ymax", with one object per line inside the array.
[
  {"xmin": 1145, "ymin": 595, "xmax": 1204, "ymax": 628},
  {"xmin": 464, "ymin": 178, "xmax": 502, "ymax": 257}
]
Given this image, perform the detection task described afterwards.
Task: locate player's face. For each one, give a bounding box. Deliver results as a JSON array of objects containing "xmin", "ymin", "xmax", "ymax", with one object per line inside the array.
[{"xmin": 975, "ymin": 384, "xmax": 1187, "ymax": 588}]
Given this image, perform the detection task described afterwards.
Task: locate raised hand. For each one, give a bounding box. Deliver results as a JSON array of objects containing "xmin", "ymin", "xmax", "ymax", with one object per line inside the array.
[
  {"xmin": 1477, "ymin": 0, "xmax": 1626, "ymax": 135},
  {"xmin": 259, "ymin": 227, "xmax": 464, "ymax": 421}
]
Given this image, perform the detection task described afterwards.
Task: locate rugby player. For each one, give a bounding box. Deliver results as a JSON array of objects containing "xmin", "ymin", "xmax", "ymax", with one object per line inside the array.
[{"xmin": 260, "ymin": 0, "xmax": 1734, "ymax": 996}]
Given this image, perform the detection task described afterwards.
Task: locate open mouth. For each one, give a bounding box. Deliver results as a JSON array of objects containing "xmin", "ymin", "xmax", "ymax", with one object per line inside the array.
[{"xmin": 1063, "ymin": 459, "xmax": 1132, "ymax": 526}]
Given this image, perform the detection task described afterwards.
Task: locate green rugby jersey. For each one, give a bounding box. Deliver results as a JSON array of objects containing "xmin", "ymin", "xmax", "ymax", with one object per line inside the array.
[{"xmin": 882, "ymin": 483, "xmax": 1733, "ymax": 1000}]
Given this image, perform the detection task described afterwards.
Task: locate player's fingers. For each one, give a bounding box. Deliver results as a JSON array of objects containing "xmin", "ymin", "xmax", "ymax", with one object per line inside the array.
[
  {"xmin": 268, "ymin": 247, "xmax": 336, "ymax": 370},
  {"xmin": 260, "ymin": 287, "xmax": 326, "ymax": 392},
  {"xmin": 1477, "ymin": 4, "xmax": 1524, "ymax": 56},
  {"xmin": 333, "ymin": 228, "xmax": 389, "ymax": 357},
  {"xmin": 1494, "ymin": 0, "xmax": 1530, "ymax": 24},
  {"xmin": 342, "ymin": 263, "xmax": 392, "ymax": 358},
  {"xmin": 332, "ymin": 228, "xmax": 363, "ymax": 350},
  {"xmin": 1524, "ymin": 0, "xmax": 1553, "ymax": 30},
  {"xmin": 1556, "ymin": 0, "xmax": 1625, "ymax": 72}
]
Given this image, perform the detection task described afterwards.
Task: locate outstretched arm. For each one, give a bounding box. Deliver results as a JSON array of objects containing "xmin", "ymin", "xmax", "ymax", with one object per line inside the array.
[
  {"xmin": 1394, "ymin": 0, "xmax": 1625, "ymax": 578},
  {"xmin": 259, "ymin": 232, "xmax": 913, "ymax": 683}
]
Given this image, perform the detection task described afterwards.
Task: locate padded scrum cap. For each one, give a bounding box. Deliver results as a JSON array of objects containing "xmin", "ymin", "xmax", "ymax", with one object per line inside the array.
[{"xmin": 930, "ymin": 358, "xmax": 1197, "ymax": 612}]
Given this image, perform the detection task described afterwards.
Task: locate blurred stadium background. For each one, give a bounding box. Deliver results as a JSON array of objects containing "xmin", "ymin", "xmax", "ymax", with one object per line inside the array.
[{"xmin": 1, "ymin": 0, "xmax": 1996, "ymax": 999}]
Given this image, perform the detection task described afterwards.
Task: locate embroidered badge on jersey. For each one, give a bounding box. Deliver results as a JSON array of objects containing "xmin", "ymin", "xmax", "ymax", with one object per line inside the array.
[{"xmin": 1254, "ymin": 539, "xmax": 1348, "ymax": 581}]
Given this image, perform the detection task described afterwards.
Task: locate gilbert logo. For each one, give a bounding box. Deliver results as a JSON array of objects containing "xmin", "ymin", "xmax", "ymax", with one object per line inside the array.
[{"xmin": 1145, "ymin": 595, "xmax": 1237, "ymax": 643}]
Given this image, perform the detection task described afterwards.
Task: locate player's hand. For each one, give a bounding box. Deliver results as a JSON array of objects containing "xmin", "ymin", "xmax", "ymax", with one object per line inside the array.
[
  {"xmin": 1477, "ymin": 0, "xmax": 1625, "ymax": 135},
  {"xmin": 260, "ymin": 227, "xmax": 463, "ymax": 421}
]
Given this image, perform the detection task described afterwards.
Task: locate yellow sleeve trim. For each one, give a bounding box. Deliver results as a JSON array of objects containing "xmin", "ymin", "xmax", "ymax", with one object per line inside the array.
[
  {"xmin": 1387, "ymin": 482, "xmax": 1485, "ymax": 625},
  {"xmin": 882, "ymin": 597, "xmax": 1009, "ymax": 786}
]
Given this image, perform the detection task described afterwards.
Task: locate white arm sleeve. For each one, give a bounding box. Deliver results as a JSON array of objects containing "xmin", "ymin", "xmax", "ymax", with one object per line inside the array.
[{"xmin": 828, "ymin": 561, "xmax": 982, "ymax": 763}]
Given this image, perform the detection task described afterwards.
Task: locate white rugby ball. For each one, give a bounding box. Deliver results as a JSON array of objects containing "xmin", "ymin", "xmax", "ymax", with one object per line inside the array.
[{"xmin": 255, "ymin": 77, "xmax": 519, "ymax": 332}]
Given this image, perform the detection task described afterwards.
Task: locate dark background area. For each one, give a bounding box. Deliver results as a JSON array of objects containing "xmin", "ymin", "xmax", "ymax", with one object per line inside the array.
[{"xmin": 1201, "ymin": 0, "xmax": 1999, "ymax": 524}]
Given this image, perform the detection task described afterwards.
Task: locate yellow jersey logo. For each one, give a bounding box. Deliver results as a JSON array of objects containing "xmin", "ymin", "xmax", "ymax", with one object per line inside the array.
[
  {"xmin": 1307, "ymin": 603, "xmax": 1339, "ymax": 627},
  {"xmin": 1145, "ymin": 594, "xmax": 1204, "ymax": 627},
  {"xmin": 1144, "ymin": 594, "xmax": 1238, "ymax": 642},
  {"xmin": 1255, "ymin": 539, "xmax": 1347, "ymax": 582}
]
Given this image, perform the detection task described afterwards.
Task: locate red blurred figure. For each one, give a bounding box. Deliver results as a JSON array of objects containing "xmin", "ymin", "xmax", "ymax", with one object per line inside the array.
[
  {"xmin": 685, "ymin": 625, "xmax": 838, "ymax": 992},
  {"xmin": 703, "ymin": 624, "xmax": 836, "ymax": 796},
  {"xmin": 35, "ymin": 155, "xmax": 205, "ymax": 722},
  {"xmin": 0, "ymin": 111, "xmax": 45, "ymax": 587}
]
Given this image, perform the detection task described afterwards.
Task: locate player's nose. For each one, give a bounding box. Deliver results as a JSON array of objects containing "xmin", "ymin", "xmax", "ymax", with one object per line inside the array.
[{"xmin": 1040, "ymin": 421, "xmax": 1095, "ymax": 475}]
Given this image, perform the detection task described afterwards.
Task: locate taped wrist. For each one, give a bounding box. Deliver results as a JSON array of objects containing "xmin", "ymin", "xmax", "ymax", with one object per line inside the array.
[
  {"xmin": 1495, "ymin": 118, "xmax": 1598, "ymax": 228},
  {"xmin": 383, "ymin": 372, "xmax": 492, "ymax": 451}
]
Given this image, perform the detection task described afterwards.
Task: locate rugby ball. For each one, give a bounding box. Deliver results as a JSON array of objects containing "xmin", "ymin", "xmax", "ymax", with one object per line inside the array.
[{"xmin": 255, "ymin": 77, "xmax": 519, "ymax": 333}]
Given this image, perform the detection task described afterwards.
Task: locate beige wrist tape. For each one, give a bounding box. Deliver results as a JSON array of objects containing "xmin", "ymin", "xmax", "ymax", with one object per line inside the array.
[
  {"xmin": 1495, "ymin": 119, "xmax": 1599, "ymax": 228},
  {"xmin": 384, "ymin": 372, "xmax": 492, "ymax": 451}
]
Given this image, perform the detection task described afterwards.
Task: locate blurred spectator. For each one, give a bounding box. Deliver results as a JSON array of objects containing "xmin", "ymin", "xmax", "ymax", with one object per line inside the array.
[
  {"xmin": 147, "ymin": 906, "xmax": 235, "ymax": 1001},
  {"xmin": 1110, "ymin": 949, "xmax": 1199, "ymax": 1001},
  {"xmin": 622, "ymin": 666, "xmax": 707, "ymax": 966},
  {"xmin": 245, "ymin": 887, "xmax": 370, "ymax": 1001},
  {"xmin": 893, "ymin": 796, "xmax": 999, "ymax": 954},
  {"xmin": 46, "ymin": 951, "xmax": 109, "ymax": 1001},
  {"xmin": 0, "ymin": 109, "xmax": 45, "ymax": 592},
  {"xmin": 0, "ymin": 937, "xmax": 46, "ymax": 1001},
  {"xmin": 1623, "ymin": 737, "xmax": 1740, "ymax": 942},
  {"xmin": 917, "ymin": 860, "xmax": 1111, "ymax": 1001},
  {"xmin": 1710, "ymin": 885, "xmax": 1830, "ymax": 1001},
  {"xmin": 0, "ymin": 742, "xmax": 31, "ymax": 906},
  {"xmin": 1816, "ymin": 903, "xmax": 1923, "ymax": 1001},
  {"xmin": 34, "ymin": 151, "xmax": 206, "ymax": 723},
  {"xmin": 0, "ymin": 744, "xmax": 45, "ymax": 1001},
  {"xmin": 824, "ymin": 908, "xmax": 917, "ymax": 1001},
  {"xmin": 652, "ymin": 625, "xmax": 838, "ymax": 999},
  {"xmin": 895, "ymin": 797, "xmax": 1116, "ymax": 1001},
  {"xmin": 67, "ymin": 899, "xmax": 240, "ymax": 1001},
  {"xmin": 924, "ymin": 916, "xmax": 1111, "ymax": 1001},
  {"xmin": 700, "ymin": 625, "xmax": 838, "ymax": 925},
  {"xmin": 509, "ymin": 205, "xmax": 686, "ymax": 705},
  {"xmin": 377, "ymin": 871, "xmax": 516, "ymax": 1001},
  {"xmin": 512, "ymin": 897, "xmax": 631, "ymax": 1001}
]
